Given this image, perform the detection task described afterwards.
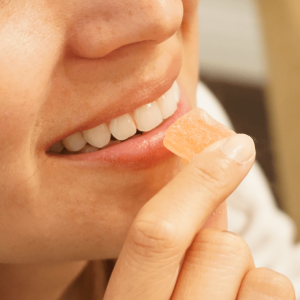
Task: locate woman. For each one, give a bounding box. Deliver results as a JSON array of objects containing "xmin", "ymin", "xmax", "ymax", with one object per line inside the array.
[{"xmin": 0, "ymin": 0, "xmax": 295, "ymax": 299}]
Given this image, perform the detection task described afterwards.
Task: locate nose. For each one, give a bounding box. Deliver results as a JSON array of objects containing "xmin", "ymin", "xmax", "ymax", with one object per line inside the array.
[{"xmin": 67, "ymin": 0, "xmax": 183, "ymax": 58}]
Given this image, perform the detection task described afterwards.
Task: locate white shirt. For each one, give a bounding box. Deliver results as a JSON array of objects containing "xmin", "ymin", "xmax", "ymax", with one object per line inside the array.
[{"xmin": 197, "ymin": 82, "xmax": 300, "ymax": 298}]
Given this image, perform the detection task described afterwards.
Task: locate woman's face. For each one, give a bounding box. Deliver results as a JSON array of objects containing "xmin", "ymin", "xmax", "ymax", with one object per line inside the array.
[{"xmin": 0, "ymin": 0, "xmax": 199, "ymax": 263}]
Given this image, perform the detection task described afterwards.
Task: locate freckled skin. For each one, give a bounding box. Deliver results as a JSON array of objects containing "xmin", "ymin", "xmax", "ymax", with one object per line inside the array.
[{"xmin": 0, "ymin": 0, "xmax": 199, "ymax": 263}]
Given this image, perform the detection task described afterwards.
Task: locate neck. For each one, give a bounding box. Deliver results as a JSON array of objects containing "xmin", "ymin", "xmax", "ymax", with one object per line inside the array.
[{"xmin": 0, "ymin": 261, "xmax": 89, "ymax": 300}]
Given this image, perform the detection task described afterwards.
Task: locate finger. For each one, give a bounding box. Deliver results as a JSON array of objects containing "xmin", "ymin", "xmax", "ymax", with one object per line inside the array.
[
  {"xmin": 171, "ymin": 229, "xmax": 255, "ymax": 300},
  {"xmin": 237, "ymin": 268, "xmax": 296, "ymax": 300},
  {"xmin": 104, "ymin": 134, "xmax": 255, "ymax": 300},
  {"xmin": 181, "ymin": 158, "xmax": 228, "ymax": 231},
  {"xmin": 202, "ymin": 201, "xmax": 227, "ymax": 230}
]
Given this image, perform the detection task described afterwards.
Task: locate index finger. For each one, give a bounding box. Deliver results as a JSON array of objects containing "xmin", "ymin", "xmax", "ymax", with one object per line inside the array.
[{"xmin": 104, "ymin": 134, "xmax": 255, "ymax": 300}]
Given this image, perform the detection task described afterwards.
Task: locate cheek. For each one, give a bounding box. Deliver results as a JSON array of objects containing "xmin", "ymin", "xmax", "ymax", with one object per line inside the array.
[
  {"xmin": 0, "ymin": 4, "xmax": 63, "ymax": 202},
  {"xmin": 0, "ymin": 4, "xmax": 67, "ymax": 263}
]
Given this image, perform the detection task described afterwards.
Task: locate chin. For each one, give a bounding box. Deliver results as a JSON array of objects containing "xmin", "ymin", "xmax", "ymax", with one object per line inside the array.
[{"xmin": 0, "ymin": 154, "xmax": 182, "ymax": 264}]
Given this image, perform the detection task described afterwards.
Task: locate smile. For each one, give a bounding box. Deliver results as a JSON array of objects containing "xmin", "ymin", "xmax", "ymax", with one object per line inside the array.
[
  {"xmin": 48, "ymin": 81, "xmax": 180, "ymax": 155},
  {"xmin": 47, "ymin": 80, "xmax": 190, "ymax": 169}
]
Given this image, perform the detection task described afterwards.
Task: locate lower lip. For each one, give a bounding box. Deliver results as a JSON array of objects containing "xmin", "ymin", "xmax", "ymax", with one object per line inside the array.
[{"xmin": 55, "ymin": 86, "xmax": 191, "ymax": 169}]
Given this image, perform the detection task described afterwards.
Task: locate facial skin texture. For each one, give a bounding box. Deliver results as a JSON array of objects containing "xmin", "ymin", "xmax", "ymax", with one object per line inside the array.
[
  {"xmin": 0, "ymin": 0, "xmax": 199, "ymax": 298},
  {"xmin": 0, "ymin": 0, "xmax": 198, "ymax": 261},
  {"xmin": 0, "ymin": 3, "xmax": 296, "ymax": 300}
]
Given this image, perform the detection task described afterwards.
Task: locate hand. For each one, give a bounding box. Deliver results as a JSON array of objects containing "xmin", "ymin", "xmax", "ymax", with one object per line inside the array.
[{"xmin": 104, "ymin": 134, "xmax": 295, "ymax": 300}]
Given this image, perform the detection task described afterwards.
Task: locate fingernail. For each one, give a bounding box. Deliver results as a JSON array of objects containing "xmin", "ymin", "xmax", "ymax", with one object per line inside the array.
[{"xmin": 220, "ymin": 134, "xmax": 255, "ymax": 164}]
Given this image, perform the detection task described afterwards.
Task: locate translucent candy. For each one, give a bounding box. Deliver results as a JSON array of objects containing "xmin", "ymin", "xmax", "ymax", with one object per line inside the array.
[{"xmin": 163, "ymin": 108, "xmax": 235, "ymax": 161}]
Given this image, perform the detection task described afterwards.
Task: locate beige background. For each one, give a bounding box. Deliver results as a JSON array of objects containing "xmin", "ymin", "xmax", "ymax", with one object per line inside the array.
[
  {"xmin": 198, "ymin": 0, "xmax": 266, "ymax": 85},
  {"xmin": 198, "ymin": 0, "xmax": 300, "ymax": 239},
  {"xmin": 256, "ymin": 0, "xmax": 300, "ymax": 240}
]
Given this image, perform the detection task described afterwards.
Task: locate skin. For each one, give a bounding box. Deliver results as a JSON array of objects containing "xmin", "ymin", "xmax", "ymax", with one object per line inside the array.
[{"xmin": 0, "ymin": 0, "xmax": 295, "ymax": 299}]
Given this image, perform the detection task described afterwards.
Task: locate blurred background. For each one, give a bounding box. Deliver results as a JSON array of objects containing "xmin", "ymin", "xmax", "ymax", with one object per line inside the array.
[{"xmin": 197, "ymin": 0, "xmax": 300, "ymax": 239}]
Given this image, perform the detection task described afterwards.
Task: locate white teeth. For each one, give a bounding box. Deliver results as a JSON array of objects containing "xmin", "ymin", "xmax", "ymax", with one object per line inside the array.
[
  {"xmin": 134, "ymin": 101, "xmax": 163, "ymax": 132},
  {"xmin": 157, "ymin": 87, "xmax": 177, "ymax": 119},
  {"xmin": 77, "ymin": 144, "xmax": 99, "ymax": 154},
  {"xmin": 102, "ymin": 140, "xmax": 121, "ymax": 149},
  {"xmin": 51, "ymin": 81, "xmax": 180, "ymax": 153},
  {"xmin": 83, "ymin": 123, "xmax": 111, "ymax": 148},
  {"xmin": 109, "ymin": 114, "xmax": 137, "ymax": 141},
  {"xmin": 49, "ymin": 141, "xmax": 64, "ymax": 153},
  {"xmin": 173, "ymin": 81, "xmax": 180, "ymax": 103},
  {"xmin": 62, "ymin": 132, "xmax": 86, "ymax": 151}
]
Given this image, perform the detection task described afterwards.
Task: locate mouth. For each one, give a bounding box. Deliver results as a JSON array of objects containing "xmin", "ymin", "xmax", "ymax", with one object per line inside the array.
[{"xmin": 47, "ymin": 81, "xmax": 190, "ymax": 168}]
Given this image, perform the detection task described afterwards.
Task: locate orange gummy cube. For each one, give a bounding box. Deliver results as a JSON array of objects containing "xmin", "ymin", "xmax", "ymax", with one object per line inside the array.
[{"xmin": 163, "ymin": 108, "xmax": 235, "ymax": 161}]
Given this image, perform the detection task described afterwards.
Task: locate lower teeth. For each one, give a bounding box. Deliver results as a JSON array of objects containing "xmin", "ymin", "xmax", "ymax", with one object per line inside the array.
[{"xmin": 49, "ymin": 131, "xmax": 144, "ymax": 155}]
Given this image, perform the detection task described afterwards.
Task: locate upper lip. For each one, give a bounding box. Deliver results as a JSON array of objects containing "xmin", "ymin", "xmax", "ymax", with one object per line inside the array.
[{"xmin": 44, "ymin": 52, "xmax": 182, "ymax": 151}]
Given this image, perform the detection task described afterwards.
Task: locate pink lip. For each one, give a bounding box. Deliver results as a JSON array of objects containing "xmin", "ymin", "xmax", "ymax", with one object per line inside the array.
[{"xmin": 51, "ymin": 85, "xmax": 191, "ymax": 169}]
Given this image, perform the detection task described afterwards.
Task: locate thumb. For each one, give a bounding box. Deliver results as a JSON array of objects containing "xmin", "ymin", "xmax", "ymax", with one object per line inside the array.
[
  {"xmin": 202, "ymin": 201, "xmax": 228, "ymax": 230},
  {"xmin": 179, "ymin": 157, "xmax": 228, "ymax": 231},
  {"xmin": 104, "ymin": 134, "xmax": 255, "ymax": 300}
]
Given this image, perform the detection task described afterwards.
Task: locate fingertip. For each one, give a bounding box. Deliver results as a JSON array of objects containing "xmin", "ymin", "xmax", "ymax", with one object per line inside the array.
[
  {"xmin": 220, "ymin": 134, "xmax": 255, "ymax": 165},
  {"xmin": 198, "ymin": 134, "xmax": 256, "ymax": 165}
]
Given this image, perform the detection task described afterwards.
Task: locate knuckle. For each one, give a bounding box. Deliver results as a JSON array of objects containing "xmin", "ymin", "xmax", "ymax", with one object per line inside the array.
[
  {"xmin": 243, "ymin": 268, "xmax": 296, "ymax": 300},
  {"xmin": 195, "ymin": 229, "xmax": 251, "ymax": 263},
  {"xmin": 218, "ymin": 231, "xmax": 249, "ymax": 254},
  {"xmin": 189, "ymin": 158, "xmax": 230, "ymax": 197},
  {"xmin": 128, "ymin": 215, "xmax": 179, "ymax": 259}
]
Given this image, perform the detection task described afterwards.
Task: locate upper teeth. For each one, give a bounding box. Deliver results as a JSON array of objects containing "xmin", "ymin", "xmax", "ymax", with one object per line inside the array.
[
  {"xmin": 134, "ymin": 101, "xmax": 163, "ymax": 132},
  {"xmin": 109, "ymin": 114, "xmax": 136, "ymax": 141},
  {"xmin": 50, "ymin": 81, "xmax": 180, "ymax": 153},
  {"xmin": 83, "ymin": 123, "xmax": 111, "ymax": 148}
]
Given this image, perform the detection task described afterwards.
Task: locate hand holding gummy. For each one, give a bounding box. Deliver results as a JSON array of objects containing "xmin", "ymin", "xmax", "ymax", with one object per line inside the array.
[{"xmin": 104, "ymin": 108, "xmax": 287, "ymax": 300}]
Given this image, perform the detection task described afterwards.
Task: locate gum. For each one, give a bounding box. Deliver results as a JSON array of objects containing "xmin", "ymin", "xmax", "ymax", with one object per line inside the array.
[{"xmin": 163, "ymin": 108, "xmax": 235, "ymax": 161}]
